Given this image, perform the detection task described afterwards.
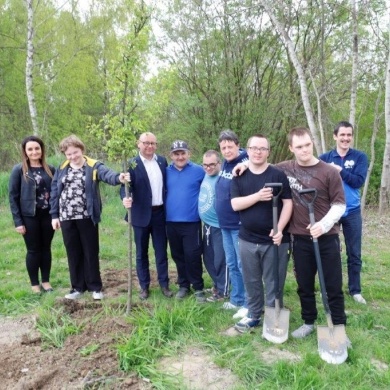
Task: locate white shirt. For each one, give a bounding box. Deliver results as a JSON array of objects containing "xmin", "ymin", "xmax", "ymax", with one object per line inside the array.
[{"xmin": 140, "ymin": 153, "xmax": 163, "ymax": 206}]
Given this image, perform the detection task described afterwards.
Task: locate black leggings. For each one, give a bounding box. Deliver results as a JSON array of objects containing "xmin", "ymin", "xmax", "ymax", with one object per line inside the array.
[{"xmin": 22, "ymin": 208, "xmax": 55, "ymax": 285}]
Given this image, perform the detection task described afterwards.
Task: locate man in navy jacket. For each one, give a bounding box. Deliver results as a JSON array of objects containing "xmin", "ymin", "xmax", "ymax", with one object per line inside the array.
[
  {"xmin": 319, "ymin": 121, "xmax": 368, "ymax": 304},
  {"xmin": 121, "ymin": 132, "xmax": 172, "ymax": 300}
]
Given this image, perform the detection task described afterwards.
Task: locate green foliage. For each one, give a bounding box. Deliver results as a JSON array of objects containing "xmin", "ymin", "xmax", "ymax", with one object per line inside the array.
[
  {"xmin": 80, "ymin": 343, "xmax": 100, "ymax": 357},
  {"xmin": 1, "ymin": 193, "xmax": 390, "ymax": 388},
  {"xmin": 117, "ymin": 300, "xmax": 209, "ymax": 374},
  {"xmin": 36, "ymin": 307, "xmax": 83, "ymax": 348}
]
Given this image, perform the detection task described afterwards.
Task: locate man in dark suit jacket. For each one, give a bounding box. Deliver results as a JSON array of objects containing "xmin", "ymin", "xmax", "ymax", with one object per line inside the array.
[{"xmin": 121, "ymin": 132, "xmax": 173, "ymax": 300}]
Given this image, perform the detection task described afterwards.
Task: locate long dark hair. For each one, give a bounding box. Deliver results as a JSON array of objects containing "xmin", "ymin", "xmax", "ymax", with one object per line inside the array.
[{"xmin": 21, "ymin": 136, "xmax": 53, "ymax": 179}]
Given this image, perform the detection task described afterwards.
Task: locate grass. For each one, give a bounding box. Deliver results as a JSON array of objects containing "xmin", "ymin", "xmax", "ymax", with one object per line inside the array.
[{"xmin": 0, "ymin": 180, "xmax": 390, "ymax": 388}]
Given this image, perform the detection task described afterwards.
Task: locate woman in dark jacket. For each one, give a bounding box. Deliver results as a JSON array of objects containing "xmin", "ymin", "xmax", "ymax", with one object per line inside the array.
[{"xmin": 9, "ymin": 136, "xmax": 55, "ymax": 293}]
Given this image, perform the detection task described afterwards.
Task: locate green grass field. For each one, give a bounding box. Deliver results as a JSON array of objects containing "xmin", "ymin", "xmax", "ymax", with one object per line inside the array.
[{"xmin": 1, "ymin": 184, "xmax": 390, "ymax": 389}]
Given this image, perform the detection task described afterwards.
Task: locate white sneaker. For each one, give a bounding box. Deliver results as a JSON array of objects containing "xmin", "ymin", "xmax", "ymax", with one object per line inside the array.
[
  {"xmin": 65, "ymin": 289, "xmax": 83, "ymax": 300},
  {"xmin": 352, "ymin": 294, "xmax": 366, "ymax": 304},
  {"xmin": 222, "ymin": 301, "xmax": 239, "ymax": 310},
  {"xmin": 233, "ymin": 307, "xmax": 249, "ymax": 319},
  {"xmin": 93, "ymin": 291, "xmax": 104, "ymax": 300},
  {"xmin": 291, "ymin": 324, "xmax": 314, "ymax": 338}
]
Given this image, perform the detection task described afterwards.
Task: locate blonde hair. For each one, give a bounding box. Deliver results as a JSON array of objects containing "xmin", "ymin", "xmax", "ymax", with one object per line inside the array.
[{"xmin": 59, "ymin": 135, "xmax": 86, "ymax": 153}]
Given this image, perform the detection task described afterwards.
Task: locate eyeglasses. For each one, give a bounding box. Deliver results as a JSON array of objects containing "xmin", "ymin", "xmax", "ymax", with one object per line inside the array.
[
  {"xmin": 248, "ymin": 146, "xmax": 269, "ymax": 153},
  {"xmin": 202, "ymin": 163, "xmax": 219, "ymax": 169},
  {"xmin": 140, "ymin": 141, "xmax": 157, "ymax": 147}
]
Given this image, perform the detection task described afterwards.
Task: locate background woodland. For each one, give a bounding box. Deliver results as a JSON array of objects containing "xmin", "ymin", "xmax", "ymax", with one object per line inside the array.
[{"xmin": 1, "ymin": 0, "xmax": 390, "ymax": 208}]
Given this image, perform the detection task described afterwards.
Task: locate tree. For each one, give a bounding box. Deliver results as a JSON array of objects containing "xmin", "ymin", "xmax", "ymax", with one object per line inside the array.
[
  {"xmin": 380, "ymin": 11, "xmax": 390, "ymax": 212},
  {"xmin": 25, "ymin": 0, "xmax": 39, "ymax": 135}
]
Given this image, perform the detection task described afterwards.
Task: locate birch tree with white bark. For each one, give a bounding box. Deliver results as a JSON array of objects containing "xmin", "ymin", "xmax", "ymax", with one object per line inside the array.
[
  {"xmin": 380, "ymin": 11, "xmax": 390, "ymax": 212},
  {"xmin": 25, "ymin": 0, "xmax": 39, "ymax": 135},
  {"xmin": 258, "ymin": 0, "xmax": 323, "ymax": 154}
]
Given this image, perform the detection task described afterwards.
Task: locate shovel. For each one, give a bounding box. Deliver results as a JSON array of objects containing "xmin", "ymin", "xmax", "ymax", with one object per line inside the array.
[
  {"xmin": 298, "ymin": 188, "xmax": 349, "ymax": 364},
  {"xmin": 262, "ymin": 183, "xmax": 290, "ymax": 344}
]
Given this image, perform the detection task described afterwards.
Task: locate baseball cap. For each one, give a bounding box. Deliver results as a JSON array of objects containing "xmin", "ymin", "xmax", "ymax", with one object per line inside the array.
[{"xmin": 170, "ymin": 140, "xmax": 189, "ymax": 152}]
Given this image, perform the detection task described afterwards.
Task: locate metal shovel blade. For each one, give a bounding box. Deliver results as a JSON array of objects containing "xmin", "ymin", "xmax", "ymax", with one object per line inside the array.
[
  {"xmin": 317, "ymin": 324, "xmax": 349, "ymax": 364},
  {"xmin": 262, "ymin": 306, "xmax": 290, "ymax": 344}
]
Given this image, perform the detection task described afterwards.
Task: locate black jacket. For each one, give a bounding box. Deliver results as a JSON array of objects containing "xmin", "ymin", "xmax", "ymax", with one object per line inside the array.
[{"xmin": 9, "ymin": 163, "xmax": 55, "ymax": 227}]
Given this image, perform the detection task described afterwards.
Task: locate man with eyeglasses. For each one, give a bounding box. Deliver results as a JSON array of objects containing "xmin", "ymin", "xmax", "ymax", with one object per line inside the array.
[
  {"xmin": 230, "ymin": 134, "xmax": 293, "ymax": 332},
  {"xmin": 233, "ymin": 128, "xmax": 347, "ymax": 339},
  {"xmin": 198, "ymin": 150, "xmax": 228, "ymax": 302},
  {"xmin": 166, "ymin": 140, "xmax": 206, "ymax": 303},
  {"xmin": 121, "ymin": 132, "xmax": 173, "ymax": 300}
]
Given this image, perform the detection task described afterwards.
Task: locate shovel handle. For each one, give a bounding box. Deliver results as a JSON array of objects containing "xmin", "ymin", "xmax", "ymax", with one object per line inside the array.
[
  {"xmin": 265, "ymin": 183, "xmax": 283, "ymax": 301},
  {"xmin": 298, "ymin": 188, "xmax": 332, "ymax": 318},
  {"xmin": 264, "ymin": 183, "xmax": 283, "ymax": 226}
]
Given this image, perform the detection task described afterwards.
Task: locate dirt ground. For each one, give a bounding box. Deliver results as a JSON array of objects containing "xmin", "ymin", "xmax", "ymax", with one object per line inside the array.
[{"xmin": 0, "ymin": 269, "xmax": 243, "ymax": 390}]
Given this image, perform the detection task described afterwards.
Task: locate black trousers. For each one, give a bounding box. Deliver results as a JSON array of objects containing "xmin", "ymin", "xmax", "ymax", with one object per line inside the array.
[
  {"xmin": 61, "ymin": 218, "xmax": 102, "ymax": 292},
  {"xmin": 23, "ymin": 208, "xmax": 55, "ymax": 285},
  {"xmin": 166, "ymin": 221, "xmax": 204, "ymax": 291},
  {"xmin": 292, "ymin": 234, "xmax": 346, "ymax": 326}
]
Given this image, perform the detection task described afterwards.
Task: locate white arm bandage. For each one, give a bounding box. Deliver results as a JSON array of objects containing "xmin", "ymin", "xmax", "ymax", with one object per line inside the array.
[{"xmin": 319, "ymin": 203, "xmax": 346, "ymax": 234}]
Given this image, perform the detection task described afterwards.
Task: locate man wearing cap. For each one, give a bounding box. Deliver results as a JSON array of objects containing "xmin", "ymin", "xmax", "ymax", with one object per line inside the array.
[
  {"xmin": 121, "ymin": 132, "xmax": 173, "ymax": 300},
  {"xmin": 166, "ymin": 140, "xmax": 206, "ymax": 303}
]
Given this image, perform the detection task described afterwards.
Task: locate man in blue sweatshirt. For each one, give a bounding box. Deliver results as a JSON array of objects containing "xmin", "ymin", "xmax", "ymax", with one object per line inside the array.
[
  {"xmin": 319, "ymin": 121, "xmax": 368, "ymax": 304},
  {"xmin": 215, "ymin": 129, "xmax": 249, "ymax": 319},
  {"xmin": 166, "ymin": 140, "xmax": 206, "ymax": 303}
]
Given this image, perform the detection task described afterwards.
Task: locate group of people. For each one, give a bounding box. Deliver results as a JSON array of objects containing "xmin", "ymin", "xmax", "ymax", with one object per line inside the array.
[
  {"xmin": 9, "ymin": 135, "xmax": 128, "ymax": 299},
  {"xmin": 9, "ymin": 120, "xmax": 368, "ymax": 338}
]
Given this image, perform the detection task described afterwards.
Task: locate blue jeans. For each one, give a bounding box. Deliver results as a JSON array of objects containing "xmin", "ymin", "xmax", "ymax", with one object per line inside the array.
[
  {"xmin": 340, "ymin": 209, "xmax": 363, "ymax": 295},
  {"xmin": 221, "ymin": 229, "xmax": 246, "ymax": 307}
]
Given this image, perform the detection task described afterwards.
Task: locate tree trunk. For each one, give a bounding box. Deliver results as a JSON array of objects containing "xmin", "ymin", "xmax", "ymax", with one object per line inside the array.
[
  {"xmin": 25, "ymin": 0, "xmax": 39, "ymax": 135},
  {"xmin": 380, "ymin": 12, "xmax": 390, "ymax": 213},
  {"xmin": 349, "ymin": 0, "xmax": 358, "ymax": 141},
  {"xmin": 259, "ymin": 0, "xmax": 322, "ymax": 154},
  {"xmin": 361, "ymin": 86, "xmax": 382, "ymax": 215}
]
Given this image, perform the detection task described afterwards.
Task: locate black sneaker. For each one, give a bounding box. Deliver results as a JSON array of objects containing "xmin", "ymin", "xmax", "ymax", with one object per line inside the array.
[
  {"xmin": 176, "ymin": 287, "xmax": 189, "ymax": 299},
  {"xmin": 194, "ymin": 290, "xmax": 206, "ymax": 303}
]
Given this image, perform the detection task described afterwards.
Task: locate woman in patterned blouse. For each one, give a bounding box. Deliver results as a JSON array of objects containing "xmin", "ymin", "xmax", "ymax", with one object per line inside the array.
[
  {"xmin": 9, "ymin": 136, "xmax": 56, "ymax": 293},
  {"xmin": 50, "ymin": 135, "xmax": 128, "ymax": 301}
]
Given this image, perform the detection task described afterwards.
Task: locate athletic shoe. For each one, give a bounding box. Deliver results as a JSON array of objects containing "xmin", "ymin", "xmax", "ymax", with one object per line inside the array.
[
  {"xmin": 65, "ymin": 289, "xmax": 83, "ymax": 300},
  {"xmin": 234, "ymin": 315, "xmax": 260, "ymax": 333},
  {"xmin": 176, "ymin": 287, "xmax": 189, "ymax": 299},
  {"xmin": 233, "ymin": 307, "xmax": 249, "ymax": 319},
  {"xmin": 352, "ymin": 294, "xmax": 366, "ymax": 304},
  {"xmin": 222, "ymin": 301, "xmax": 239, "ymax": 310},
  {"xmin": 206, "ymin": 294, "xmax": 225, "ymax": 302},
  {"xmin": 204, "ymin": 287, "xmax": 218, "ymax": 295},
  {"xmin": 194, "ymin": 290, "xmax": 207, "ymax": 303},
  {"xmin": 93, "ymin": 291, "xmax": 104, "ymax": 300},
  {"xmin": 291, "ymin": 324, "xmax": 314, "ymax": 338}
]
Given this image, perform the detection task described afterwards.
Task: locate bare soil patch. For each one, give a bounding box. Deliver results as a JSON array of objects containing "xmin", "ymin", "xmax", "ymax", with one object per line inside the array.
[
  {"xmin": 0, "ymin": 269, "xmax": 241, "ymax": 390},
  {"xmin": 0, "ymin": 269, "xmax": 147, "ymax": 389},
  {"xmin": 158, "ymin": 347, "xmax": 239, "ymax": 389}
]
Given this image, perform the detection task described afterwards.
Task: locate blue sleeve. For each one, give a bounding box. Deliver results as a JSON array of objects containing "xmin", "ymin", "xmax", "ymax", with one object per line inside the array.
[
  {"xmin": 340, "ymin": 152, "xmax": 368, "ymax": 189},
  {"xmin": 97, "ymin": 163, "xmax": 120, "ymax": 186}
]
